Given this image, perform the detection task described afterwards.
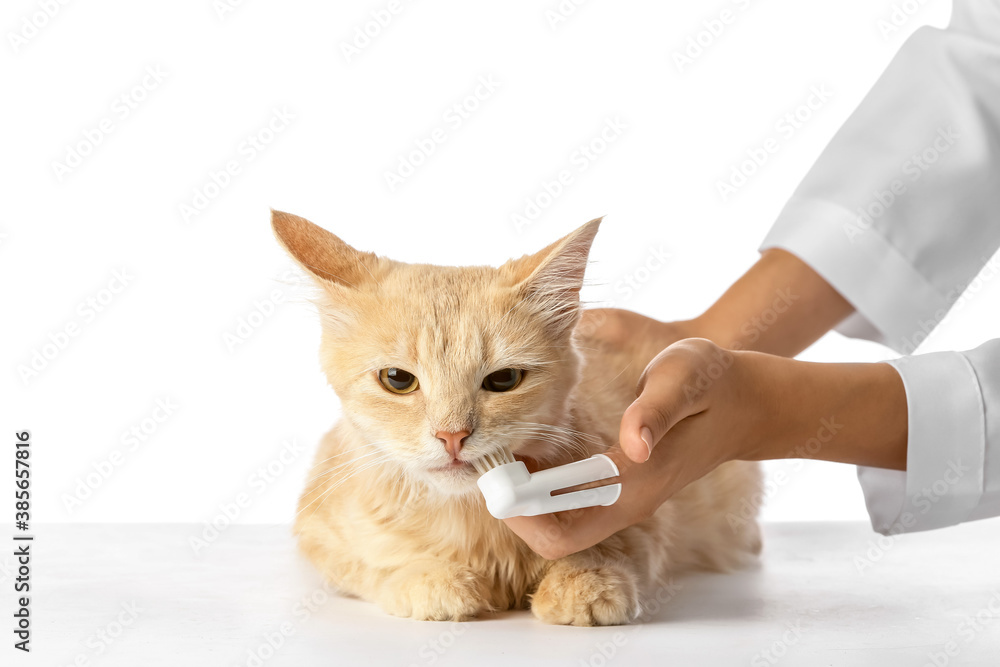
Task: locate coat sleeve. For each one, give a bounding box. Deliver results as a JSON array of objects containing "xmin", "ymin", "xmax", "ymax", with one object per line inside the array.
[{"xmin": 758, "ymin": 0, "xmax": 1000, "ymax": 534}]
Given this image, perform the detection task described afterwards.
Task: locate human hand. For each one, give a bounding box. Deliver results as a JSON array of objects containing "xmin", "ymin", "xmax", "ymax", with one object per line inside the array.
[
  {"xmin": 504, "ymin": 338, "xmax": 764, "ymax": 560},
  {"xmin": 504, "ymin": 337, "xmax": 907, "ymax": 560},
  {"xmin": 574, "ymin": 308, "xmax": 698, "ymax": 363}
]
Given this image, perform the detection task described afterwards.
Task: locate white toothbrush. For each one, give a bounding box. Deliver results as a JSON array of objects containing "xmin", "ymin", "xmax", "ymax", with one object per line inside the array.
[{"xmin": 473, "ymin": 448, "xmax": 622, "ymax": 519}]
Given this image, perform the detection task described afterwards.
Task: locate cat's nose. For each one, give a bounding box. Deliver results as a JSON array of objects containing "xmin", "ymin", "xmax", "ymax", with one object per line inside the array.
[{"xmin": 436, "ymin": 430, "xmax": 472, "ymax": 459}]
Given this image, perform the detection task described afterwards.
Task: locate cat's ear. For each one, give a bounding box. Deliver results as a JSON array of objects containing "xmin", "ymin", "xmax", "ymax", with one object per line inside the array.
[
  {"xmin": 505, "ymin": 217, "xmax": 602, "ymax": 334},
  {"xmin": 270, "ymin": 210, "xmax": 378, "ymax": 291}
]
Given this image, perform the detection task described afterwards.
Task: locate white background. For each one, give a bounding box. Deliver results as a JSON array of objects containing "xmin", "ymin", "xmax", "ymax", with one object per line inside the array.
[{"xmin": 5, "ymin": 0, "xmax": 996, "ymax": 528}]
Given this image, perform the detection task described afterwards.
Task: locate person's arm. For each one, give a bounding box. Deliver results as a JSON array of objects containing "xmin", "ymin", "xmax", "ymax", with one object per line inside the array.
[
  {"xmin": 601, "ymin": 245, "xmax": 893, "ymax": 464},
  {"xmin": 689, "ymin": 247, "xmax": 854, "ymax": 358},
  {"xmin": 504, "ymin": 338, "xmax": 909, "ymax": 560},
  {"xmin": 579, "ymin": 245, "xmax": 854, "ymax": 364},
  {"xmin": 506, "ymin": 0, "xmax": 1000, "ymax": 558},
  {"xmin": 756, "ymin": 0, "xmax": 1000, "ymax": 535}
]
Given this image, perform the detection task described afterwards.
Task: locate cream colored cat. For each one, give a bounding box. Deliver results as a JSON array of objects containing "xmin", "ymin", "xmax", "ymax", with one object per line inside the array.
[{"xmin": 274, "ymin": 210, "xmax": 761, "ymax": 626}]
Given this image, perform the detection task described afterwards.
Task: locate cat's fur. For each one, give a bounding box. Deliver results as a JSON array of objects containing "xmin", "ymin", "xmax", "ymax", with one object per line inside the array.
[{"xmin": 274, "ymin": 210, "xmax": 762, "ymax": 626}]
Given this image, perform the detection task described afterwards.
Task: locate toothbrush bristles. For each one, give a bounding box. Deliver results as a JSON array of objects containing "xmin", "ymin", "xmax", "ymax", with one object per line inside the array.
[{"xmin": 472, "ymin": 446, "xmax": 515, "ymax": 475}]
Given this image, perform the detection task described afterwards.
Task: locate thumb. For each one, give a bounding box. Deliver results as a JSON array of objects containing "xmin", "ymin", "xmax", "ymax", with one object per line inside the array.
[{"xmin": 619, "ymin": 351, "xmax": 706, "ymax": 463}]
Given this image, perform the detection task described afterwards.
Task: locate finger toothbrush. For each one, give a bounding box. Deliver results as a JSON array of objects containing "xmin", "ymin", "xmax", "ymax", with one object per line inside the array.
[{"xmin": 473, "ymin": 448, "xmax": 622, "ymax": 519}]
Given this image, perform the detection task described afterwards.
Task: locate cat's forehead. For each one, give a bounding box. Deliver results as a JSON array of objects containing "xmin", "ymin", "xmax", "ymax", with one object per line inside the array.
[
  {"xmin": 369, "ymin": 263, "xmax": 532, "ymax": 365},
  {"xmin": 382, "ymin": 264, "xmax": 507, "ymax": 316}
]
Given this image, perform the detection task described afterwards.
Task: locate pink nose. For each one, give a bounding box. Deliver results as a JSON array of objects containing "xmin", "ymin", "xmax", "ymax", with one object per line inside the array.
[{"xmin": 436, "ymin": 430, "xmax": 472, "ymax": 459}]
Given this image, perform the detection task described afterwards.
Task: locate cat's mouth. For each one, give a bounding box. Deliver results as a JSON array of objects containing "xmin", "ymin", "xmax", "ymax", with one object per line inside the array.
[
  {"xmin": 432, "ymin": 459, "xmax": 475, "ymax": 472},
  {"xmin": 430, "ymin": 453, "xmax": 540, "ymax": 475}
]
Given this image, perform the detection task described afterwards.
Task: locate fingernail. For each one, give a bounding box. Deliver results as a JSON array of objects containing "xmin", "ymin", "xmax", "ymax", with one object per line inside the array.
[{"xmin": 640, "ymin": 427, "xmax": 653, "ymax": 461}]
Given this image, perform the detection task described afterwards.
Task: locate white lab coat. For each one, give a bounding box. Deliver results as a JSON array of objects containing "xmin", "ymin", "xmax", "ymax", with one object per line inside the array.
[{"xmin": 760, "ymin": 0, "xmax": 1000, "ymax": 535}]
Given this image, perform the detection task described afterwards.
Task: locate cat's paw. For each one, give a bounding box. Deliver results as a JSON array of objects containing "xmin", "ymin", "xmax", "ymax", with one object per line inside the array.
[
  {"xmin": 531, "ymin": 562, "xmax": 639, "ymax": 626},
  {"xmin": 379, "ymin": 561, "xmax": 488, "ymax": 622}
]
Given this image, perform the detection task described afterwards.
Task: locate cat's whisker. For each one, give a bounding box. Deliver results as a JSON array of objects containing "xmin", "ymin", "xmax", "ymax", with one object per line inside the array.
[
  {"xmin": 594, "ymin": 361, "xmax": 632, "ymax": 393},
  {"xmin": 510, "ymin": 420, "xmax": 603, "ymax": 442},
  {"xmin": 308, "ymin": 441, "xmax": 394, "ymax": 468},
  {"xmin": 504, "ymin": 435, "xmax": 588, "ymax": 460},
  {"xmin": 503, "ymin": 421, "xmax": 602, "ymax": 459},
  {"xmin": 309, "ymin": 453, "xmax": 393, "ymax": 490},
  {"xmin": 506, "ymin": 425, "xmax": 601, "ymax": 445},
  {"xmin": 308, "ymin": 457, "xmax": 394, "ymax": 508},
  {"xmin": 302, "ymin": 450, "xmax": 386, "ymax": 484},
  {"xmin": 296, "ymin": 454, "xmax": 393, "ymax": 520},
  {"xmin": 528, "ymin": 437, "xmax": 591, "ymax": 460}
]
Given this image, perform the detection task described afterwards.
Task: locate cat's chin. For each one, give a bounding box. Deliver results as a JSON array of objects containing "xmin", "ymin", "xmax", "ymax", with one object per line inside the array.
[
  {"xmin": 420, "ymin": 453, "xmax": 543, "ymax": 498},
  {"xmin": 420, "ymin": 460, "xmax": 480, "ymax": 496}
]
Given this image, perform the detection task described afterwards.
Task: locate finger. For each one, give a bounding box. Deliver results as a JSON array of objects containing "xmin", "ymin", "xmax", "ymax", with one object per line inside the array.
[
  {"xmin": 503, "ymin": 502, "xmax": 630, "ymax": 560},
  {"xmin": 619, "ymin": 345, "xmax": 709, "ymax": 463}
]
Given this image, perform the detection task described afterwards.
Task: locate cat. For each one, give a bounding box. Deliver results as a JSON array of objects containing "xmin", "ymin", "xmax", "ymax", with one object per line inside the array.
[{"xmin": 273, "ymin": 209, "xmax": 762, "ymax": 626}]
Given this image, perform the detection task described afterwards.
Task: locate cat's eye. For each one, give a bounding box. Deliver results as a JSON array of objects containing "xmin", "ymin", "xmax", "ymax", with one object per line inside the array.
[
  {"xmin": 378, "ymin": 368, "xmax": 419, "ymax": 394},
  {"xmin": 482, "ymin": 368, "xmax": 523, "ymax": 392}
]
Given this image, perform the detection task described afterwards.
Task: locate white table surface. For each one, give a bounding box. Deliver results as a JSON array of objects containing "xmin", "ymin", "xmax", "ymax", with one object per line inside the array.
[{"xmin": 15, "ymin": 521, "xmax": 1000, "ymax": 666}]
